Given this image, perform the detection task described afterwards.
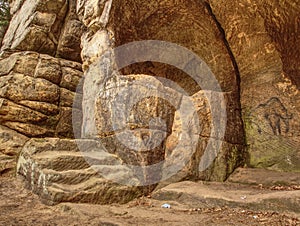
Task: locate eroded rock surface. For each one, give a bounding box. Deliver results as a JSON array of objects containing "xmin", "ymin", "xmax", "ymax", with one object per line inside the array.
[
  {"xmin": 0, "ymin": 51, "xmax": 83, "ymax": 173},
  {"xmin": 2, "ymin": 0, "xmax": 84, "ymax": 62},
  {"xmin": 80, "ymin": 0, "xmax": 246, "ymax": 185},
  {"xmin": 0, "ymin": 0, "xmax": 84, "ymax": 174},
  {"xmin": 0, "ymin": 0, "xmax": 299, "ymax": 205},
  {"xmin": 17, "ymin": 138, "xmax": 143, "ymax": 204},
  {"xmin": 208, "ymin": 0, "xmax": 300, "ymax": 171}
]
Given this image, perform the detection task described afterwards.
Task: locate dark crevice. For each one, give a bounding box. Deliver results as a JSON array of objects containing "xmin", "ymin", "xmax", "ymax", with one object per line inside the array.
[
  {"xmin": 55, "ymin": 0, "xmax": 84, "ymax": 63},
  {"xmin": 204, "ymin": 2, "xmax": 248, "ymax": 168},
  {"xmin": 0, "ymin": 124, "xmax": 29, "ymax": 138},
  {"xmin": 54, "ymin": 0, "xmax": 70, "ymax": 57},
  {"xmin": 0, "ymin": 168, "xmax": 14, "ymax": 175}
]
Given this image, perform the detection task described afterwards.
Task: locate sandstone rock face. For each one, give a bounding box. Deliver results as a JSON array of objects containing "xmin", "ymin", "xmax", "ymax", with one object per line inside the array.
[
  {"xmin": 56, "ymin": 0, "xmax": 85, "ymax": 62},
  {"xmin": 17, "ymin": 138, "xmax": 143, "ymax": 204},
  {"xmin": 2, "ymin": 0, "xmax": 84, "ymax": 62},
  {"xmin": 0, "ymin": 0, "xmax": 84, "ymax": 174},
  {"xmin": 0, "ymin": 51, "xmax": 83, "ymax": 138},
  {"xmin": 2, "ymin": 0, "xmax": 67, "ymax": 55},
  {"xmin": 0, "ymin": 0, "xmax": 298, "ymax": 205},
  {"xmin": 0, "ymin": 51, "xmax": 83, "ymax": 173},
  {"xmin": 0, "ymin": 125, "xmax": 28, "ymax": 174},
  {"xmin": 80, "ymin": 0, "xmax": 246, "ymax": 185},
  {"xmin": 208, "ymin": 0, "xmax": 300, "ymax": 172}
]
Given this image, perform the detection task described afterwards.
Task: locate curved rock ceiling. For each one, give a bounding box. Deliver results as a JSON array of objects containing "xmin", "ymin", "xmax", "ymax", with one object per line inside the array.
[{"xmin": 0, "ymin": 0, "xmax": 299, "ymax": 204}]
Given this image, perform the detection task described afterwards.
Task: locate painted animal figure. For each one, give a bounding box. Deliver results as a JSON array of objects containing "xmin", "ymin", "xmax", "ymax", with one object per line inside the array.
[{"xmin": 252, "ymin": 97, "xmax": 292, "ymax": 135}]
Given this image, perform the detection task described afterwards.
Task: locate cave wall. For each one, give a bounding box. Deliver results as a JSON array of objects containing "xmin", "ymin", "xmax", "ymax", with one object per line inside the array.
[
  {"xmin": 79, "ymin": 0, "xmax": 246, "ymax": 184},
  {"xmin": 208, "ymin": 0, "xmax": 300, "ymax": 171},
  {"xmin": 0, "ymin": 0, "xmax": 299, "ymax": 204}
]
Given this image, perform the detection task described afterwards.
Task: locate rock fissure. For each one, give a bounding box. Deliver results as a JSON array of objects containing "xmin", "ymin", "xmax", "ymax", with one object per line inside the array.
[
  {"xmin": 0, "ymin": 0, "xmax": 299, "ymax": 205},
  {"xmin": 204, "ymin": 2, "xmax": 248, "ymax": 173}
]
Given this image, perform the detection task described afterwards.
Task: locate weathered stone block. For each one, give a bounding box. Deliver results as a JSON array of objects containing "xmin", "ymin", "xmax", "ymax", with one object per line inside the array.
[{"xmin": 17, "ymin": 138, "xmax": 144, "ymax": 205}]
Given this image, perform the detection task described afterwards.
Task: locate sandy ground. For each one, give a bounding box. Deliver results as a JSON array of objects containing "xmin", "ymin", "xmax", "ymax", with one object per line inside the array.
[{"xmin": 0, "ymin": 175, "xmax": 299, "ymax": 226}]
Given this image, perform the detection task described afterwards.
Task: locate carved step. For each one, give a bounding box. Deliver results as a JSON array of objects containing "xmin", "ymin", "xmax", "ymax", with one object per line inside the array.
[{"xmin": 17, "ymin": 138, "xmax": 144, "ymax": 205}]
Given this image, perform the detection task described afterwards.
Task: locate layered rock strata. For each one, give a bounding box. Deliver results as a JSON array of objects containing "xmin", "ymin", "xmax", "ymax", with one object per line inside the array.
[{"xmin": 0, "ymin": 0, "xmax": 298, "ymax": 205}]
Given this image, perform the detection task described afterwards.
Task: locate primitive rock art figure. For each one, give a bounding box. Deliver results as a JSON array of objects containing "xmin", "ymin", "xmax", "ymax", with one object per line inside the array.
[{"xmin": 251, "ymin": 97, "xmax": 292, "ymax": 135}]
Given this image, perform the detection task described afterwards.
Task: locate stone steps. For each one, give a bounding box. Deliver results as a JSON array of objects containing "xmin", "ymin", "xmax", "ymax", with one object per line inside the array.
[
  {"xmin": 17, "ymin": 138, "xmax": 144, "ymax": 205},
  {"xmin": 42, "ymin": 168, "xmax": 98, "ymax": 185},
  {"xmin": 31, "ymin": 150, "xmax": 122, "ymax": 171}
]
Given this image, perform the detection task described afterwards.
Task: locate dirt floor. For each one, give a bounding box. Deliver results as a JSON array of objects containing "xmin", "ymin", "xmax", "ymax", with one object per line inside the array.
[{"xmin": 0, "ymin": 175, "xmax": 299, "ymax": 226}]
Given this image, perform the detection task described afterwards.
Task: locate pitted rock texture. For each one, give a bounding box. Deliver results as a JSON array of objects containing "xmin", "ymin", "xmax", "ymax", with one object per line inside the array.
[
  {"xmin": 0, "ymin": 0, "xmax": 84, "ymax": 174},
  {"xmin": 56, "ymin": 0, "xmax": 85, "ymax": 62},
  {"xmin": 2, "ymin": 0, "xmax": 68, "ymax": 55},
  {"xmin": 80, "ymin": 0, "xmax": 246, "ymax": 184},
  {"xmin": 0, "ymin": 51, "xmax": 83, "ymax": 173},
  {"xmin": 17, "ymin": 138, "xmax": 144, "ymax": 205},
  {"xmin": 2, "ymin": 0, "xmax": 84, "ymax": 62},
  {"xmin": 0, "ymin": 125, "xmax": 29, "ymax": 175},
  {"xmin": 0, "ymin": 51, "xmax": 83, "ymax": 136},
  {"xmin": 0, "ymin": 0, "xmax": 299, "ymax": 205},
  {"xmin": 208, "ymin": 0, "xmax": 300, "ymax": 171}
]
